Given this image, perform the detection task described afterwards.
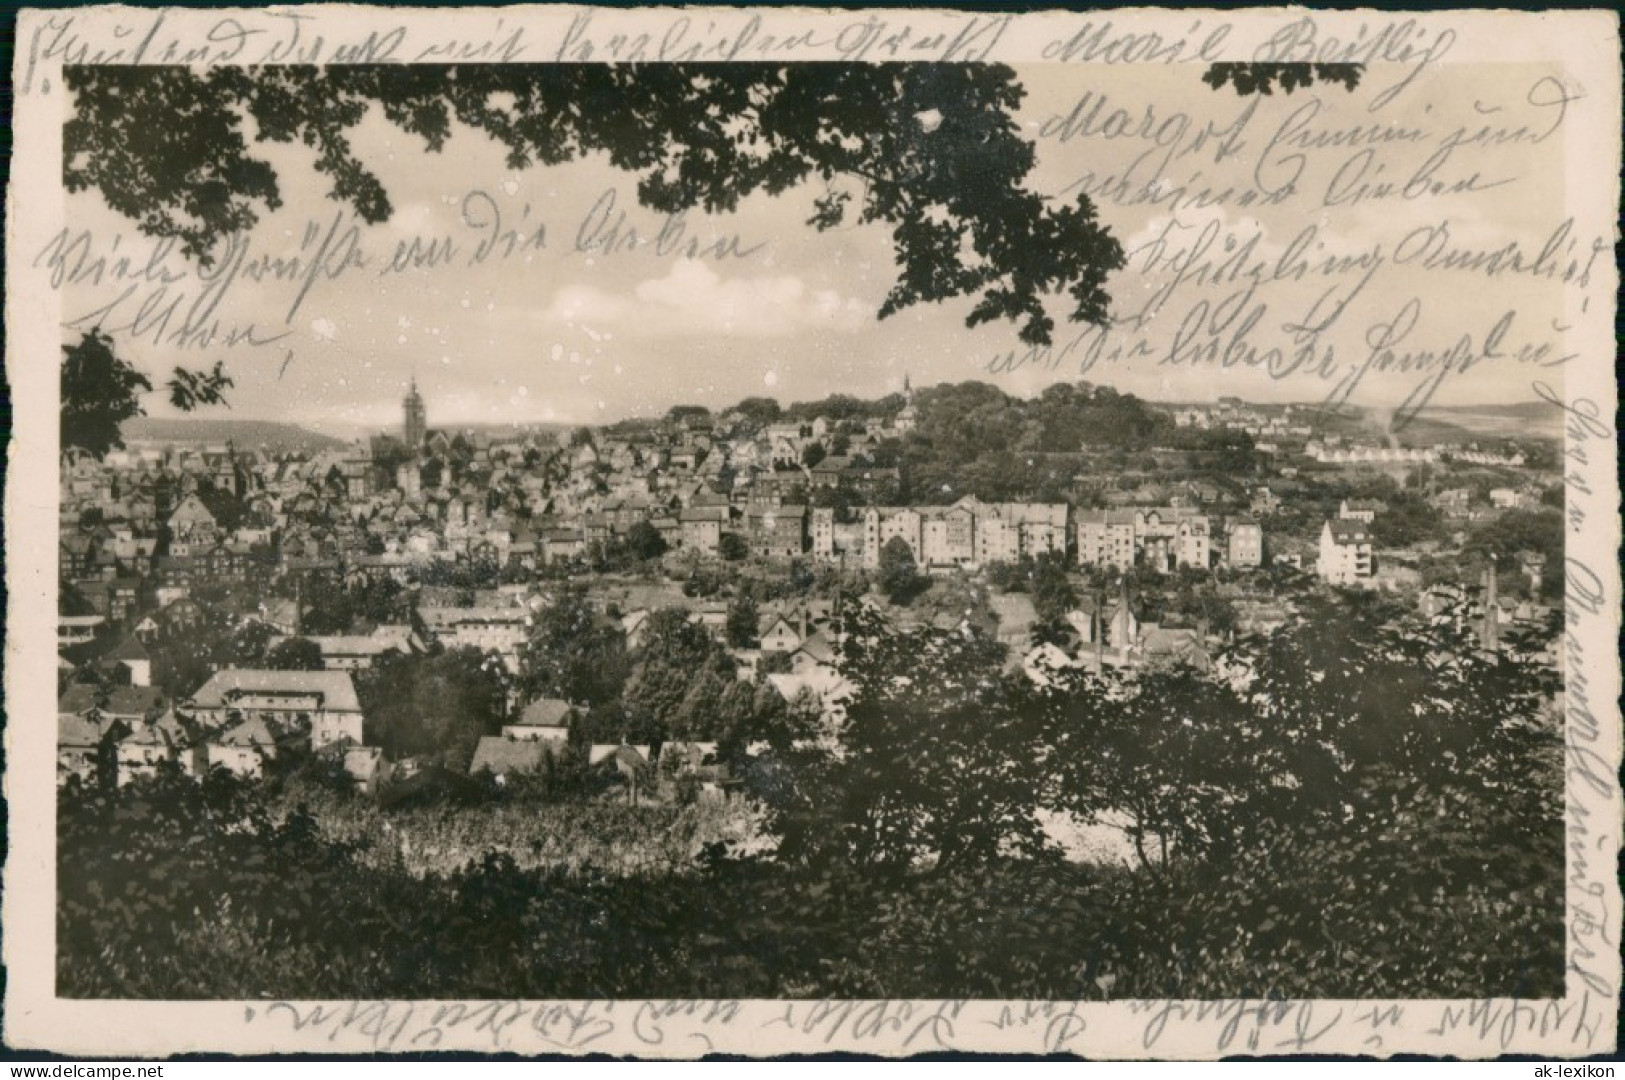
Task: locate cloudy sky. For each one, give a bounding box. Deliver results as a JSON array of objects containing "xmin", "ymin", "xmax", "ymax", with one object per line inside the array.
[{"xmin": 60, "ymin": 60, "xmax": 1583, "ymax": 435}]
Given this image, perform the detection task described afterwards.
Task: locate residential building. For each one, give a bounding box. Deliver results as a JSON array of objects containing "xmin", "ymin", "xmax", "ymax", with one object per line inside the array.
[
  {"xmin": 117, "ymin": 709, "xmax": 197, "ymax": 785},
  {"xmin": 59, "ymin": 713, "xmax": 119, "ymax": 786},
  {"xmin": 205, "ymin": 715, "xmax": 281, "ymax": 779},
  {"xmin": 679, "ymin": 504, "xmax": 729, "ymax": 555},
  {"xmin": 1077, "ymin": 506, "xmax": 1209, "ymax": 571},
  {"xmin": 1076, "ymin": 510, "xmax": 1139, "ymax": 570},
  {"xmin": 1338, "ymin": 498, "xmax": 1383, "ymax": 523},
  {"xmin": 186, "ymin": 668, "xmax": 365, "ymax": 748},
  {"xmin": 1228, "ymin": 519, "xmax": 1263, "ymax": 569},
  {"xmin": 1318, "ymin": 519, "xmax": 1374, "ymax": 585},
  {"xmin": 416, "ymin": 606, "xmax": 529, "ymax": 672},
  {"xmin": 747, "ymin": 504, "xmax": 807, "ymax": 560}
]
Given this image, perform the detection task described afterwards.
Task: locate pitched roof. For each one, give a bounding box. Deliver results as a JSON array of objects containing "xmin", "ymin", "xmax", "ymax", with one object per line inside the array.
[
  {"xmin": 59, "ymin": 614, "xmax": 107, "ymax": 629},
  {"xmin": 108, "ymin": 636, "xmax": 151, "ymax": 662},
  {"xmin": 1077, "ymin": 508, "xmax": 1139, "ymax": 526},
  {"xmin": 469, "ymin": 736, "xmax": 553, "ymax": 775},
  {"xmin": 212, "ymin": 715, "xmax": 278, "ymax": 749},
  {"xmin": 188, "ymin": 669, "xmax": 362, "ymax": 712},
  {"xmin": 517, "ymin": 697, "xmax": 573, "ymax": 727},
  {"xmin": 59, "ymin": 712, "xmax": 111, "ymax": 748},
  {"xmin": 589, "ymin": 744, "xmax": 651, "ymax": 769},
  {"xmin": 59, "ymin": 684, "xmax": 166, "ymax": 717},
  {"xmin": 988, "ymin": 502, "xmax": 1070, "ymax": 526},
  {"xmin": 1326, "ymin": 519, "xmax": 1372, "ymax": 543},
  {"xmin": 759, "ymin": 613, "xmax": 800, "ymax": 636},
  {"xmin": 417, "ymin": 606, "xmax": 527, "ymax": 629},
  {"xmin": 344, "ymin": 745, "xmax": 383, "ymax": 779},
  {"xmin": 275, "ymin": 633, "xmax": 412, "ymax": 659},
  {"xmin": 766, "ymin": 668, "xmax": 850, "ymax": 704},
  {"xmin": 58, "ymin": 684, "xmax": 101, "ymax": 716},
  {"xmin": 1140, "ymin": 627, "xmax": 1212, "ymax": 672},
  {"xmin": 796, "ymin": 631, "xmax": 836, "ymax": 665}
]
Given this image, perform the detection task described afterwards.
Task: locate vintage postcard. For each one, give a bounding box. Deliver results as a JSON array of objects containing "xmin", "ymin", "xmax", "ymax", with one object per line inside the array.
[{"xmin": 5, "ymin": 4, "xmax": 1620, "ymax": 1059}]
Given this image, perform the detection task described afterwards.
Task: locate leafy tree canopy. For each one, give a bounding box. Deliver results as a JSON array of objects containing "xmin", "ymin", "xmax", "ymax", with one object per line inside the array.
[
  {"xmin": 358, "ymin": 646, "xmax": 509, "ymax": 768},
  {"xmin": 66, "ymin": 63, "xmax": 1124, "ymax": 345},
  {"xmin": 62, "ymin": 330, "xmax": 236, "ymax": 460},
  {"xmin": 62, "ymin": 330, "xmax": 151, "ymax": 460},
  {"xmin": 731, "ymin": 396, "xmax": 783, "ymax": 427},
  {"xmin": 1202, "ymin": 62, "xmax": 1363, "ymax": 97},
  {"xmin": 878, "ymin": 535, "xmax": 925, "ymax": 605},
  {"xmin": 665, "ymin": 405, "xmax": 712, "ymax": 426},
  {"xmin": 725, "ymin": 593, "xmax": 759, "ymax": 649},
  {"xmin": 519, "ymin": 587, "xmax": 631, "ymax": 707},
  {"xmin": 265, "ymin": 636, "xmax": 325, "ymax": 671},
  {"xmin": 624, "ymin": 519, "xmax": 669, "ymax": 562}
]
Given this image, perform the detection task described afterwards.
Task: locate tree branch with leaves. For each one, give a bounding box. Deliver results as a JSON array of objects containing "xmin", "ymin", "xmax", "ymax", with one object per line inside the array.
[
  {"xmin": 61, "ymin": 329, "xmax": 234, "ymax": 459},
  {"xmin": 67, "ymin": 63, "xmax": 1125, "ymax": 346},
  {"xmin": 60, "ymin": 61, "xmax": 1361, "ymax": 442}
]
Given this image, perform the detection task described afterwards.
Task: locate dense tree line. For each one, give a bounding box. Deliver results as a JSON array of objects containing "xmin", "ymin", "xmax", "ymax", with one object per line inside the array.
[
  {"xmin": 61, "ymin": 586, "xmax": 1561, "ymax": 1000},
  {"xmin": 515, "ymin": 591, "xmax": 815, "ymax": 757},
  {"xmin": 895, "ymin": 382, "xmax": 1185, "ymax": 503}
]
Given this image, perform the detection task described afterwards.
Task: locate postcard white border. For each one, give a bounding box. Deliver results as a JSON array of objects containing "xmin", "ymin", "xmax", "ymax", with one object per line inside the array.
[{"xmin": 6, "ymin": 4, "xmax": 1620, "ymax": 1059}]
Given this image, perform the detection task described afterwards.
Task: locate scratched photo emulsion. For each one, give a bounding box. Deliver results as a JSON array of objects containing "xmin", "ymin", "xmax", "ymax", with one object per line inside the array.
[{"xmin": 52, "ymin": 57, "xmax": 1573, "ymax": 1003}]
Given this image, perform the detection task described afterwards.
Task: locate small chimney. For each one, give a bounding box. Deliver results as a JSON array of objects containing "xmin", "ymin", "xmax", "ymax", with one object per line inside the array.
[
  {"xmin": 1482, "ymin": 561, "xmax": 1499, "ymax": 652},
  {"xmin": 1095, "ymin": 590, "xmax": 1105, "ymax": 666}
]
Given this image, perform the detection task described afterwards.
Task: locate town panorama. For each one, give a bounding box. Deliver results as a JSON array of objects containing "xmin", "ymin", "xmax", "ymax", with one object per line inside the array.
[{"xmin": 57, "ymin": 365, "xmax": 1566, "ymax": 1002}]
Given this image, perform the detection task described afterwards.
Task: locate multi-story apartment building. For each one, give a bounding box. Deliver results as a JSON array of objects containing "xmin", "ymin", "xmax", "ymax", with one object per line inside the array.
[
  {"xmin": 747, "ymin": 504, "xmax": 807, "ymax": 560},
  {"xmin": 417, "ymin": 606, "xmax": 529, "ymax": 672},
  {"xmin": 679, "ymin": 504, "xmax": 730, "ymax": 554},
  {"xmin": 973, "ymin": 502, "xmax": 1071, "ymax": 564},
  {"xmin": 1076, "ymin": 510, "xmax": 1140, "ymax": 570},
  {"xmin": 1077, "ymin": 506, "xmax": 1210, "ymax": 571},
  {"xmin": 1228, "ymin": 519, "xmax": 1263, "ymax": 568},
  {"xmin": 1318, "ymin": 519, "xmax": 1374, "ymax": 585},
  {"xmin": 849, "ymin": 500, "xmax": 1069, "ymax": 571},
  {"xmin": 921, "ymin": 504, "xmax": 977, "ymax": 568},
  {"xmin": 861, "ymin": 507, "xmax": 923, "ymax": 568}
]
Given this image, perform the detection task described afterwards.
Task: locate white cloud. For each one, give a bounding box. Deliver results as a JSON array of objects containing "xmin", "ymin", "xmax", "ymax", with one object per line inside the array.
[{"xmin": 540, "ymin": 261, "xmax": 870, "ymax": 339}]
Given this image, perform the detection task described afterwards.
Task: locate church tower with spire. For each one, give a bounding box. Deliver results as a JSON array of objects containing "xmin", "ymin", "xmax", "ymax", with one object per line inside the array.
[
  {"xmin": 895, "ymin": 372, "xmax": 919, "ymax": 433},
  {"xmin": 403, "ymin": 378, "xmax": 427, "ymax": 448}
]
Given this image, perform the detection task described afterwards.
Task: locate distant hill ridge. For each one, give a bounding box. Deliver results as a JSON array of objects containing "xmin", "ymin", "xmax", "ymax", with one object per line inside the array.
[
  {"xmin": 120, "ymin": 417, "xmax": 347, "ymax": 451},
  {"xmin": 1400, "ymin": 403, "xmax": 1565, "ymax": 442}
]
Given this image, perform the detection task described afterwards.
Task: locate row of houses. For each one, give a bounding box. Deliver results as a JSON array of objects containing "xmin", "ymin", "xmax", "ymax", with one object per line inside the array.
[
  {"xmin": 807, "ymin": 498, "xmax": 1267, "ymax": 574},
  {"xmin": 808, "ymin": 498, "xmax": 1070, "ymax": 571},
  {"xmin": 58, "ymin": 668, "xmax": 375, "ymax": 789}
]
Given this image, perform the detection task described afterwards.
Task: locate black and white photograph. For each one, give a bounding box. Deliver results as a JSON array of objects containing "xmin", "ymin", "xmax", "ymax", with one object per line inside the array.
[{"xmin": 6, "ymin": 5, "xmax": 1620, "ymax": 1059}]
